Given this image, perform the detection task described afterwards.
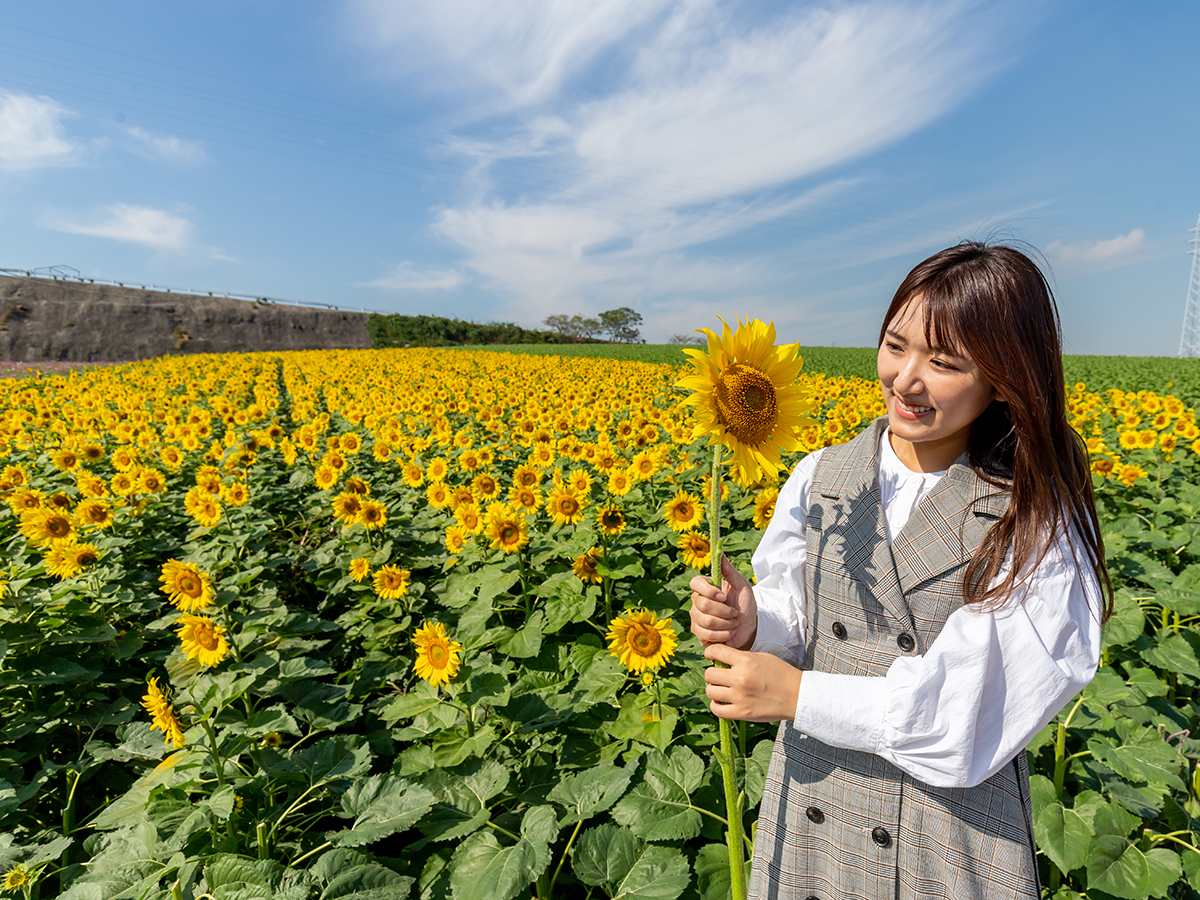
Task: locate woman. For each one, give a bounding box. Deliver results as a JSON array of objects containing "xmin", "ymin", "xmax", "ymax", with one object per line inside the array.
[{"xmin": 689, "ymin": 242, "xmax": 1111, "ymax": 900}]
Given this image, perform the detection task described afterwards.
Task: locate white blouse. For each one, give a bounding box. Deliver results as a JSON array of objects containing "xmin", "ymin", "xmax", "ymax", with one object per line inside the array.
[{"xmin": 750, "ymin": 426, "xmax": 1102, "ymax": 789}]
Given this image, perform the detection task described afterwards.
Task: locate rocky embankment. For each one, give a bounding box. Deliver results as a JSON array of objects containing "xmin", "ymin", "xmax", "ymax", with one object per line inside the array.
[{"xmin": 0, "ymin": 275, "xmax": 372, "ymax": 361}]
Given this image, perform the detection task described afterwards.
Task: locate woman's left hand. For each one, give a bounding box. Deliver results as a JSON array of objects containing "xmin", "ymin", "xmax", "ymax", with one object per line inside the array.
[{"xmin": 703, "ymin": 644, "xmax": 803, "ymax": 722}]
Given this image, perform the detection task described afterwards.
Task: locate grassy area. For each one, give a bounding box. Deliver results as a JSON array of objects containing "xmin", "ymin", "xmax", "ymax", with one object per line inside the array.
[
  {"xmin": 0, "ymin": 360, "xmax": 125, "ymax": 380},
  {"xmin": 464, "ymin": 344, "xmax": 1200, "ymax": 405}
]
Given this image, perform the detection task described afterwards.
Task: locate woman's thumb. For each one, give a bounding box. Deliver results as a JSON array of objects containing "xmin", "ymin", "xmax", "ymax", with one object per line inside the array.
[{"xmin": 720, "ymin": 554, "xmax": 747, "ymax": 586}]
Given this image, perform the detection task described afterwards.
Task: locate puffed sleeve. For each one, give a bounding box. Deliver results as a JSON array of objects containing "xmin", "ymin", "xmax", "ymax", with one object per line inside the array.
[
  {"xmin": 792, "ymin": 528, "xmax": 1103, "ymax": 788},
  {"xmin": 747, "ymin": 449, "xmax": 825, "ymax": 667}
]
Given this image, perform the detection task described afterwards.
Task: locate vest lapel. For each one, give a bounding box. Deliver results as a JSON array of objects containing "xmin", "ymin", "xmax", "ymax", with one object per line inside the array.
[
  {"xmin": 813, "ymin": 417, "xmax": 915, "ymax": 631},
  {"xmin": 892, "ymin": 458, "xmax": 1010, "ymax": 595}
]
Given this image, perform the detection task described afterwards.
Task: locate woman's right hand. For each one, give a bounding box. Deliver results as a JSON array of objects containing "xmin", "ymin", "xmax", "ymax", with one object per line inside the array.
[{"xmin": 689, "ymin": 555, "xmax": 758, "ymax": 650}]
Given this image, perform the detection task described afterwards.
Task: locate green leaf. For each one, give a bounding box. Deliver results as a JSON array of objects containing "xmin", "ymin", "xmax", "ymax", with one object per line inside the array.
[
  {"xmin": 419, "ymin": 760, "xmax": 510, "ymax": 842},
  {"xmin": 321, "ymin": 866, "xmax": 414, "ymax": 900},
  {"xmin": 1125, "ymin": 666, "xmax": 1170, "ymax": 699},
  {"xmin": 572, "ymin": 824, "xmax": 641, "ymax": 888},
  {"xmin": 292, "ymin": 737, "xmax": 373, "ymax": 785},
  {"xmin": 539, "ymin": 573, "xmax": 597, "ymax": 633},
  {"xmin": 447, "ymin": 806, "xmax": 556, "ymax": 900},
  {"xmin": 1087, "ymin": 728, "xmax": 1186, "ymax": 792},
  {"xmin": 547, "ymin": 762, "xmax": 636, "ymax": 825},
  {"xmin": 328, "ymin": 774, "xmax": 437, "ymax": 847},
  {"xmin": 1183, "ymin": 846, "xmax": 1200, "ymax": 890},
  {"xmin": 694, "ymin": 842, "xmax": 733, "ymax": 900},
  {"xmin": 1144, "ymin": 630, "xmax": 1200, "ymax": 681},
  {"xmin": 611, "ymin": 746, "xmax": 706, "ymax": 841},
  {"xmin": 1084, "ymin": 668, "xmax": 1129, "ymax": 704},
  {"xmin": 1075, "ymin": 791, "xmax": 1140, "ymax": 840},
  {"xmin": 1145, "ymin": 847, "xmax": 1183, "ymax": 898},
  {"xmin": 1103, "ymin": 590, "xmax": 1146, "ymax": 646},
  {"xmin": 612, "ymin": 844, "xmax": 689, "ymax": 899},
  {"xmin": 496, "ymin": 609, "xmax": 545, "ymax": 659},
  {"xmin": 743, "ymin": 739, "xmax": 775, "ymax": 807},
  {"xmin": 572, "ymin": 645, "xmax": 627, "ymax": 705},
  {"xmin": 1086, "ymin": 835, "xmax": 1148, "ymax": 899},
  {"xmin": 380, "ymin": 684, "xmax": 443, "ymax": 725},
  {"xmin": 1033, "ymin": 800, "xmax": 1092, "ymax": 874}
]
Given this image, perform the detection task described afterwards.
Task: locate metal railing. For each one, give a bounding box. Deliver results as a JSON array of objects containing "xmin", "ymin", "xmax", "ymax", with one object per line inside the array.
[{"xmin": 0, "ymin": 267, "xmax": 390, "ymax": 316}]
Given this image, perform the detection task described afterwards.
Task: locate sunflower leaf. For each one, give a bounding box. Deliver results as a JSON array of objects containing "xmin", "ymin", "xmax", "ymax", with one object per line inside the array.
[
  {"xmin": 547, "ymin": 761, "xmax": 636, "ymax": 825},
  {"xmin": 327, "ymin": 773, "xmax": 436, "ymax": 847},
  {"xmin": 418, "ymin": 760, "xmax": 510, "ymax": 843},
  {"xmin": 610, "ymin": 746, "xmax": 706, "ymax": 841},
  {"xmin": 447, "ymin": 806, "xmax": 556, "ymax": 900},
  {"xmin": 495, "ymin": 610, "xmax": 544, "ymax": 659}
]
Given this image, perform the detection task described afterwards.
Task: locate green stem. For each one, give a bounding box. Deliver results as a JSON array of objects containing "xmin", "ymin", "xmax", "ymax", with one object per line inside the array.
[
  {"xmin": 289, "ymin": 839, "xmax": 332, "ymax": 867},
  {"xmin": 486, "ymin": 820, "xmax": 520, "ymax": 842},
  {"xmin": 1053, "ymin": 694, "xmax": 1085, "ymax": 801},
  {"xmin": 707, "ymin": 445, "xmax": 747, "ymax": 900},
  {"xmin": 201, "ymin": 719, "xmax": 226, "ymax": 789},
  {"xmin": 549, "ymin": 820, "xmax": 586, "ymax": 894}
]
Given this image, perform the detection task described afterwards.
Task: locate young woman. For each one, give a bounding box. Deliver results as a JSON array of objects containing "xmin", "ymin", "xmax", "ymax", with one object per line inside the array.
[{"xmin": 689, "ymin": 242, "xmax": 1111, "ymax": 900}]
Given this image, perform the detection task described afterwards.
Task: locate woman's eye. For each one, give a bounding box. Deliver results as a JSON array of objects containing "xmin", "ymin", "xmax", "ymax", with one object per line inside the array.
[
  {"xmin": 886, "ymin": 341, "xmax": 902, "ymax": 352},
  {"xmin": 931, "ymin": 358, "xmax": 957, "ymax": 371}
]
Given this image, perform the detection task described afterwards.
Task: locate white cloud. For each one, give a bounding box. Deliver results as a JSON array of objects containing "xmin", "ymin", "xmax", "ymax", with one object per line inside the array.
[
  {"xmin": 0, "ymin": 91, "xmax": 79, "ymax": 171},
  {"xmin": 359, "ymin": 262, "xmax": 467, "ymax": 290},
  {"xmin": 126, "ymin": 127, "xmax": 206, "ymax": 164},
  {"xmin": 345, "ymin": 0, "xmax": 1012, "ymax": 326},
  {"xmin": 44, "ymin": 204, "xmax": 194, "ymax": 250},
  {"xmin": 1045, "ymin": 228, "xmax": 1146, "ymax": 271}
]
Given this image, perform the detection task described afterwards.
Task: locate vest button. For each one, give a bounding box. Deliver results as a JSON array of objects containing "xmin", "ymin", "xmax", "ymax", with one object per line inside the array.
[
  {"xmin": 831, "ymin": 621, "xmax": 847, "ymax": 639},
  {"xmin": 805, "ymin": 896, "xmax": 820, "ymax": 900},
  {"xmin": 805, "ymin": 806, "xmax": 825, "ymax": 824},
  {"xmin": 896, "ymin": 633, "xmax": 916, "ymax": 652},
  {"xmin": 871, "ymin": 826, "xmax": 892, "ymax": 847}
]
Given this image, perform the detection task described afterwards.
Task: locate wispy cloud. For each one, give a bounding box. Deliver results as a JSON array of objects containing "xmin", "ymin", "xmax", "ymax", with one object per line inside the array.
[
  {"xmin": 126, "ymin": 127, "xmax": 206, "ymax": 164},
  {"xmin": 359, "ymin": 262, "xmax": 468, "ymax": 290},
  {"xmin": 1045, "ymin": 228, "xmax": 1147, "ymax": 271},
  {"xmin": 344, "ymin": 0, "xmax": 1013, "ymax": 327},
  {"xmin": 0, "ymin": 91, "xmax": 79, "ymax": 171},
  {"xmin": 43, "ymin": 204, "xmax": 195, "ymax": 250}
]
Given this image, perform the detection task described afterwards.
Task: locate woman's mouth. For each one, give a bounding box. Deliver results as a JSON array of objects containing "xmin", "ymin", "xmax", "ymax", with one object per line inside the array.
[{"xmin": 894, "ymin": 397, "xmax": 934, "ymax": 420}]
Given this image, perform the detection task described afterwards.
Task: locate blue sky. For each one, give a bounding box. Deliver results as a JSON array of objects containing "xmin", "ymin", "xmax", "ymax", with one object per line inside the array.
[{"xmin": 0, "ymin": 1, "xmax": 1195, "ymax": 354}]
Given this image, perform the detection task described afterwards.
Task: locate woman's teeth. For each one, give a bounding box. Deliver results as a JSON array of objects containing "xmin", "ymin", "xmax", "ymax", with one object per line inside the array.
[{"xmin": 898, "ymin": 399, "xmax": 932, "ymax": 414}]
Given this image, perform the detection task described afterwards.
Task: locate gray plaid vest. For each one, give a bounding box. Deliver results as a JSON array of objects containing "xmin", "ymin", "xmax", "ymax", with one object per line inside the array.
[{"xmin": 750, "ymin": 417, "xmax": 1039, "ymax": 900}]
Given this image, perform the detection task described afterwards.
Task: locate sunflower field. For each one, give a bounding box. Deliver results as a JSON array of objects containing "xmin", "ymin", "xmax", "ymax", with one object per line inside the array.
[{"xmin": 2, "ymin": 348, "xmax": 1200, "ymax": 900}]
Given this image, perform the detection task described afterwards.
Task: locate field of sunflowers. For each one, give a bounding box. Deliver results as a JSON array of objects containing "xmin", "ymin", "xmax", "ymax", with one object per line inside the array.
[{"xmin": 2, "ymin": 345, "xmax": 1200, "ymax": 900}]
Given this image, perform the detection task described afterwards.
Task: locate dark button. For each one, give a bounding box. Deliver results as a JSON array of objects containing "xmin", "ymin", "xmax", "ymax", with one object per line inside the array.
[
  {"xmin": 805, "ymin": 896, "xmax": 820, "ymax": 900},
  {"xmin": 871, "ymin": 826, "xmax": 891, "ymax": 847},
  {"xmin": 805, "ymin": 806, "xmax": 825, "ymax": 824},
  {"xmin": 896, "ymin": 633, "xmax": 916, "ymax": 652},
  {"xmin": 831, "ymin": 621, "xmax": 847, "ymax": 639}
]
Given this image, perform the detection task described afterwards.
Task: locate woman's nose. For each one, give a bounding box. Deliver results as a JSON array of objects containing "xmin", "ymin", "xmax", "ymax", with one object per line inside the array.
[{"xmin": 892, "ymin": 357, "xmax": 924, "ymax": 395}]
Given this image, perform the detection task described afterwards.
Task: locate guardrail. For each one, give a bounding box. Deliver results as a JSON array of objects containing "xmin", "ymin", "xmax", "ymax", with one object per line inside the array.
[{"xmin": 0, "ymin": 267, "xmax": 390, "ymax": 316}]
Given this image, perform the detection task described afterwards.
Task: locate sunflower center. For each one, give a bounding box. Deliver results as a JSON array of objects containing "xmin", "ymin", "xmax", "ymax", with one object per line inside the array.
[
  {"xmin": 48, "ymin": 517, "xmax": 70, "ymax": 537},
  {"xmin": 714, "ymin": 363, "xmax": 778, "ymax": 445},
  {"xmin": 196, "ymin": 626, "xmax": 218, "ymax": 650},
  {"xmin": 429, "ymin": 643, "xmax": 449, "ymax": 668},
  {"xmin": 560, "ymin": 498, "xmax": 579, "ymax": 516},
  {"xmin": 629, "ymin": 625, "xmax": 662, "ymax": 657},
  {"xmin": 180, "ymin": 575, "xmax": 201, "ymax": 597},
  {"xmin": 500, "ymin": 525, "xmax": 518, "ymax": 543}
]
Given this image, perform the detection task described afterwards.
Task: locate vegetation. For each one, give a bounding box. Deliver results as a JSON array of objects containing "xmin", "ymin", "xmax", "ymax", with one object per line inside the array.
[
  {"xmin": 367, "ymin": 314, "xmax": 594, "ymax": 348},
  {"xmin": 1, "ymin": 348, "xmax": 1200, "ymax": 898}
]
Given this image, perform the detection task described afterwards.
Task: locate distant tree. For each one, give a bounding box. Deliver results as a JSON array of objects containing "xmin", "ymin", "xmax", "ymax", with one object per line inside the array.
[
  {"xmin": 667, "ymin": 333, "xmax": 704, "ymax": 345},
  {"xmin": 599, "ymin": 307, "xmax": 642, "ymax": 343},
  {"xmin": 544, "ymin": 314, "xmax": 602, "ymax": 340}
]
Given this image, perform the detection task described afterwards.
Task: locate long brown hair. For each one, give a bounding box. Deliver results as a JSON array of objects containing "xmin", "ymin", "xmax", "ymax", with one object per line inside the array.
[{"xmin": 879, "ymin": 242, "xmax": 1113, "ymax": 622}]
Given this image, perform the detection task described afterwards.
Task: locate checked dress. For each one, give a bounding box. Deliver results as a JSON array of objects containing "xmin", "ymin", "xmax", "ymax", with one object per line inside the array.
[{"xmin": 748, "ymin": 417, "xmax": 1041, "ymax": 900}]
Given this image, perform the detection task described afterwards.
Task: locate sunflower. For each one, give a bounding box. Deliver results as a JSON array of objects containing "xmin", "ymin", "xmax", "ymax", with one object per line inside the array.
[
  {"xmin": 314, "ymin": 464, "xmax": 339, "ymax": 490},
  {"xmin": 176, "ymin": 613, "xmax": 231, "ymax": 667},
  {"xmin": 46, "ymin": 492, "xmax": 72, "ymax": 511},
  {"xmin": 1162, "ymin": 434, "xmax": 1178, "ymax": 453},
  {"xmin": 629, "ymin": 450, "xmax": 659, "ymax": 481},
  {"xmin": 1118, "ymin": 430, "xmax": 1139, "ymax": 450},
  {"xmin": 1136, "ymin": 430, "xmax": 1158, "ymax": 449},
  {"xmin": 44, "ymin": 539, "xmax": 95, "ymax": 579},
  {"xmin": 76, "ymin": 473, "xmax": 108, "ymax": 498},
  {"xmin": 111, "ymin": 447, "xmax": 139, "ymax": 471},
  {"xmin": 455, "ymin": 503, "xmax": 485, "ymax": 534},
  {"xmin": 572, "ymin": 548, "xmax": 603, "ymax": 584},
  {"xmin": 675, "ymin": 316, "xmax": 816, "ymax": 485},
  {"xmin": 427, "ymin": 482, "xmax": 452, "ymax": 508},
  {"xmin": 753, "ymin": 486, "xmax": 780, "ymax": 530},
  {"xmin": 110, "ymin": 472, "xmax": 137, "ymax": 497},
  {"xmin": 196, "ymin": 472, "xmax": 223, "ymax": 496},
  {"xmin": 606, "ymin": 467, "xmax": 633, "ymax": 497},
  {"xmin": 401, "ymin": 461, "xmax": 424, "ymax": 488},
  {"xmin": 51, "ymin": 446, "xmax": 81, "ymax": 470},
  {"xmin": 373, "ymin": 564, "xmax": 411, "ymax": 600},
  {"xmin": 80, "ymin": 443, "xmax": 104, "ymax": 464},
  {"xmin": 426, "ymin": 457, "xmax": 449, "ymax": 483},
  {"xmin": 137, "ymin": 467, "xmax": 167, "ymax": 494},
  {"xmin": 566, "ymin": 468, "xmax": 593, "ymax": 495},
  {"xmin": 222, "ymin": 481, "xmax": 250, "ymax": 506},
  {"xmin": 531, "ymin": 444, "xmax": 556, "ymax": 468},
  {"xmin": 472, "ymin": 473, "xmax": 501, "ymax": 500},
  {"xmin": 486, "ymin": 511, "xmax": 529, "ymax": 554},
  {"xmin": 185, "ymin": 489, "xmax": 222, "ymax": 527},
  {"xmin": 66, "ymin": 541, "xmax": 100, "ymax": 571},
  {"xmin": 412, "ymin": 621, "xmax": 463, "ymax": 687},
  {"xmin": 662, "ymin": 489, "xmax": 704, "ymax": 532},
  {"xmin": 3, "ymin": 864, "xmax": 29, "ymax": 892},
  {"xmin": 548, "ymin": 487, "xmax": 587, "ymax": 526},
  {"xmin": 509, "ymin": 485, "xmax": 541, "ymax": 516},
  {"xmin": 160, "ymin": 560, "xmax": 214, "ymax": 612},
  {"xmin": 358, "ymin": 499, "xmax": 388, "ymax": 529},
  {"xmin": 341, "ymin": 432, "xmax": 363, "ymax": 455},
  {"xmin": 349, "ymin": 557, "xmax": 371, "ymax": 582},
  {"xmin": 606, "ymin": 608, "xmax": 679, "ymax": 673},
  {"xmin": 513, "ymin": 464, "xmax": 540, "ymax": 488},
  {"xmin": 20, "ymin": 508, "xmax": 74, "ymax": 546},
  {"xmin": 332, "ymin": 491, "xmax": 364, "ymax": 526},
  {"xmin": 678, "ymin": 531, "xmax": 713, "ymax": 570},
  {"xmin": 445, "ymin": 524, "xmax": 468, "ymax": 555},
  {"xmin": 142, "ymin": 676, "xmax": 185, "ymax": 749},
  {"xmin": 596, "ymin": 504, "xmax": 627, "ymax": 536},
  {"xmin": 345, "ymin": 476, "xmax": 370, "ymax": 495},
  {"xmin": 7, "ymin": 488, "xmax": 43, "ymax": 512}
]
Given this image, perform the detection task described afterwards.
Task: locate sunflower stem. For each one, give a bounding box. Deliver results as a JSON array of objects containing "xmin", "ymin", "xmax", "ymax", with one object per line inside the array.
[{"xmin": 707, "ymin": 445, "xmax": 748, "ymax": 900}]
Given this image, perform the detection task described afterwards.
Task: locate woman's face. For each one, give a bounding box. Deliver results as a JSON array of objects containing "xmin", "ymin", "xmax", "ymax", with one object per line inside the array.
[{"xmin": 876, "ymin": 295, "xmax": 997, "ymax": 472}]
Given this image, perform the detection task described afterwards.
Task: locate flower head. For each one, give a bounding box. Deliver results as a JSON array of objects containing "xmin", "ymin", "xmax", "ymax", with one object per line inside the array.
[
  {"xmin": 373, "ymin": 564, "xmax": 411, "ymax": 599},
  {"xmin": 662, "ymin": 489, "xmax": 704, "ymax": 532},
  {"xmin": 142, "ymin": 676, "xmax": 186, "ymax": 749},
  {"xmin": 572, "ymin": 548, "xmax": 603, "ymax": 584},
  {"xmin": 176, "ymin": 613, "xmax": 231, "ymax": 667},
  {"xmin": 349, "ymin": 557, "xmax": 371, "ymax": 582},
  {"xmin": 412, "ymin": 620, "xmax": 463, "ymax": 687},
  {"xmin": 160, "ymin": 560, "xmax": 214, "ymax": 612},
  {"xmin": 676, "ymin": 316, "xmax": 816, "ymax": 484},
  {"xmin": 607, "ymin": 608, "xmax": 679, "ymax": 673}
]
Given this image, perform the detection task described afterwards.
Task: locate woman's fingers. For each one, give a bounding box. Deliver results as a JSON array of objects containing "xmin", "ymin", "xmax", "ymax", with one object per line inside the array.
[{"xmin": 720, "ymin": 554, "xmax": 751, "ymax": 589}]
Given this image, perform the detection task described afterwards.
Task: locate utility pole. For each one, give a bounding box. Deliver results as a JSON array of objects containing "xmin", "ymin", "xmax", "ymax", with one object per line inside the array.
[{"xmin": 1180, "ymin": 214, "xmax": 1200, "ymax": 357}]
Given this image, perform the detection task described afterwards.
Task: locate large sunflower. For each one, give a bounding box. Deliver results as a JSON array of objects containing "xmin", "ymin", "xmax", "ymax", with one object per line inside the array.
[
  {"xmin": 606, "ymin": 609, "xmax": 679, "ymax": 673},
  {"xmin": 142, "ymin": 676, "xmax": 186, "ymax": 749},
  {"xmin": 675, "ymin": 316, "xmax": 816, "ymax": 485},
  {"xmin": 411, "ymin": 620, "xmax": 463, "ymax": 687},
  {"xmin": 548, "ymin": 487, "xmax": 587, "ymax": 526},
  {"xmin": 596, "ymin": 504, "xmax": 626, "ymax": 536},
  {"xmin": 678, "ymin": 531, "xmax": 712, "ymax": 570},
  {"xmin": 753, "ymin": 486, "xmax": 780, "ymax": 530},
  {"xmin": 160, "ymin": 560, "xmax": 214, "ymax": 612},
  {"xmin": 572, "ymin": 547, "xmax": 603, "ymax": 584},
  {"xmin": 176, "ymin": 614, "xmax": 231, "ymax": 667},
  {"xmin": 76, "ymin": 498, "xmax": 114, "ymax": 529},
  {"xmin": 486, "ymin": 511, "xmax": 529, "ymax": 554}
]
